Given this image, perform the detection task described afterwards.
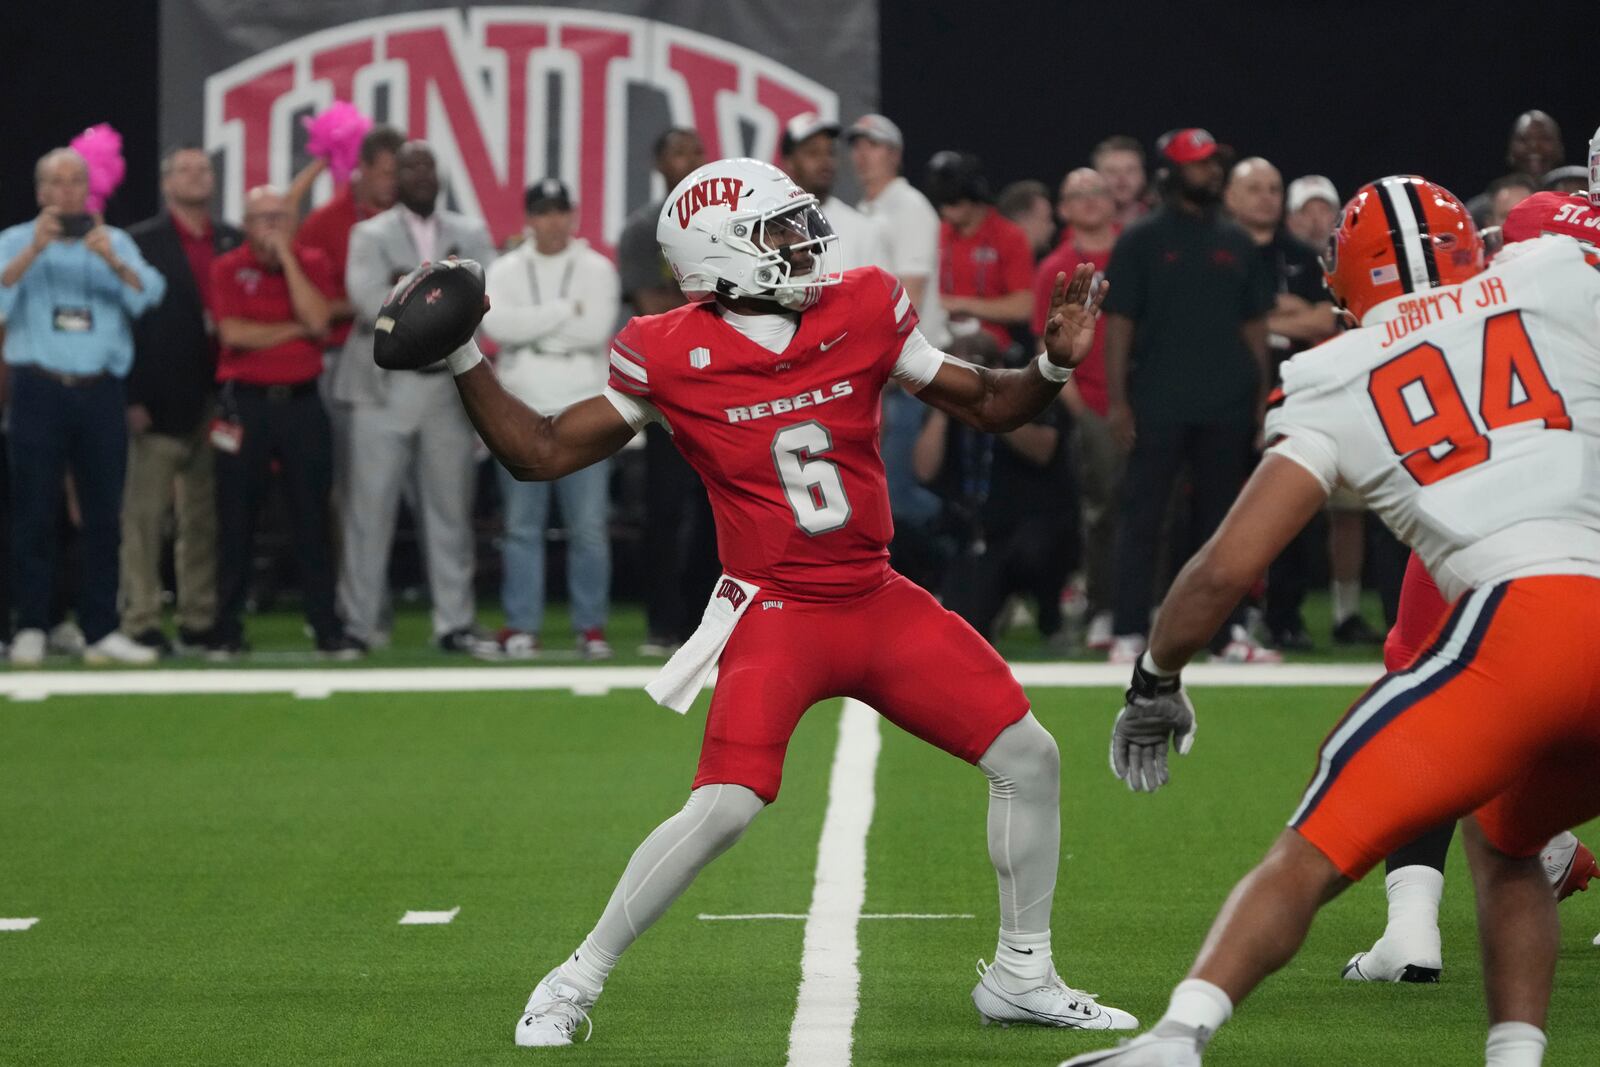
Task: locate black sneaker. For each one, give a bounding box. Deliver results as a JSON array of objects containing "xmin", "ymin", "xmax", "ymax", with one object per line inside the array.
[
  {"xmin": 316, "ymin": 632, "xmax": 368, "ymax": 661},
  {"xmin": 129, "ymin": 628, "xmax": 174, "ymax": 657},
  {"xmin": 202, "ymin": 633, "xmax": 250, "ymax": 662},
  {"xmin": 1332, "ymin": 615, "xmax": 1384, "ymax": 645},
  {"xmin": 1270, "ymin": 626, "xmax": 1315, "ymax": 652},
  {"xmin": 436, "ymin": 627, "xmax": 491, "ymax": 654}
]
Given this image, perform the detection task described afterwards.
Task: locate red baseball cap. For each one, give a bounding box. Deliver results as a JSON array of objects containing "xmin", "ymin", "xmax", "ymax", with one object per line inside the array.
[{"xmin": 1157, "ymin": 128, "xmax": 1218, "ymax": 164}]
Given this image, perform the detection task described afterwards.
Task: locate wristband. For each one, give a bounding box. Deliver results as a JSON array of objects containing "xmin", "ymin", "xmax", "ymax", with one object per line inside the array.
[
  {"xmin": 446, "ymin": 338, "xmax": 485, "ymax": 376},
  {"xmin": 1129, "ymin": 650, "xmax": 1182, "ymax": 699},
  {"xmin": 1036, "ymin": 352, "xmax": 1073, "ymax": 383}
]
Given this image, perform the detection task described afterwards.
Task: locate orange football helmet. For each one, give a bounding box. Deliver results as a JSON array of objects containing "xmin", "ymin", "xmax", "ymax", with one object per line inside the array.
[{"xmin": 1322, "ymin": 175, "xmax": 1484, "ymax": 324}]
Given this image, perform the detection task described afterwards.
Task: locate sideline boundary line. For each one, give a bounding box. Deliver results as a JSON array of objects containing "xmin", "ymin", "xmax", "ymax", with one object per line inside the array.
[{"xmin": 0, "ymin": 662, "xmax": 1381, "ymax": 701}]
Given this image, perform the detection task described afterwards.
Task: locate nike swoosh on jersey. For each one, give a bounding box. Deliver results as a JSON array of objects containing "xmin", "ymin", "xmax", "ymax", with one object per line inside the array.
[{"xmin": 820, "ymin": 332, "xmax": 848, "ymax": 351}]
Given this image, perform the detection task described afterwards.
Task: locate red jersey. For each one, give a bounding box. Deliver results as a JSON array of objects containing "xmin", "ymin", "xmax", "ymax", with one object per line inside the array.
[
  {"xmin": 295, "ymin": 186, "xmax": 374, "ymax": 348},
  {"xmin": 209, "ymin": 245, "xmax": 336, "ymax": 386},
  {"xmin": 1031, "ymin": 237, "xmax": 1114, "ymax": 415},
  {"xmin": 1501, "ymin": 190, "xmax": 1600, "ymax": 248},
  {"xmin": 939, "ymin": 208, "xmax": 1034, "ymax": 349},
  {"xmin": 608, "ymin": 267, "xmax": 923, "ymax": 600}
]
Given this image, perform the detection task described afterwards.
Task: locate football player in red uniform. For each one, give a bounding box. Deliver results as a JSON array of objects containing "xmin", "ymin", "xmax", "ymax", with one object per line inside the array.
[
  {"xmin": 1340, "ymin": 145, "xmax": 1600, "ymax": 985},
  {"xmin": 437, "ymin": 157, "xmax": 1135, "ymax": 1046}
]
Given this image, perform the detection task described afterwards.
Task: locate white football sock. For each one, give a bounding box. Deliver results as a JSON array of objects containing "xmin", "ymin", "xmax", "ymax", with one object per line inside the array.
[
  {"xmin": 1332, "ymin": 579, "xmax": 1361, "ymax": 624},
  {"xmin": 1485, "ymin": 1021, "xmax": 1547, "ymax": 1066},
  {"xmin": 1155, "ymin": 978, "xmax": 1232, "ymax": 1038},
  {"xmin": 567, "ymin": 783, "xmax": 763, "ymax": 997},
  {"xmin": 1379, "ymin": 864, "xmax": 1444, "ymax": 965},
  {"xmin": 977, "ymin": 713, "xmax": 1060, "ymax": 984}
]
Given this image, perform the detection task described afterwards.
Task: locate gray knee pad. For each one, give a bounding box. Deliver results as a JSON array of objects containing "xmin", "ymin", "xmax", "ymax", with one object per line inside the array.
[
  {"xmin": 681, "ymin": 783, "xmax": 765, "ymax": 852},
  {"xmin": 980, "ymin": 712, "xmax": 1060, "ymax": 798}
]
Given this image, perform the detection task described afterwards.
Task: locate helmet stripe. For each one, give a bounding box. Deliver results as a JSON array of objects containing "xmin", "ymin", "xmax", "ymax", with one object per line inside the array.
[
  {"xmin": 1400, "ymin": 180, "xmax": 1442, "ymax": 288},
  {"xmin": 1377, "ymin": 178, "xmax": 1432, "ymax": 292}
]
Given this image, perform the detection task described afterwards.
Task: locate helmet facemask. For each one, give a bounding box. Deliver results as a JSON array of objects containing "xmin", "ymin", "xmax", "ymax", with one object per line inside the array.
[{"xmin": 722, "ymin": 199, "xmax": 842, "ymax": 310}]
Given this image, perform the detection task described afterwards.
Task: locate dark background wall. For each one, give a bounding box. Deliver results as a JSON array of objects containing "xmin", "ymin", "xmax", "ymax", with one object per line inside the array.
[{"xmin": 1, "ymin": 0, "xmax": 1592, "ymax": 228}]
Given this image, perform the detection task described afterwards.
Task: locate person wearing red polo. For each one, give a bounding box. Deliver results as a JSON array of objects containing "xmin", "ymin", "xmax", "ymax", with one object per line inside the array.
[
  {"xmin": 928, "ymin": 151, "xmax": 1035, "ymax": 357},
  {"xmin": 1032, "ymin": 167, "xmax": 1120, "ymax": 648},
  {"xmin": 208, "ymin": 186, "xmax": 362, "ymax": 659}
]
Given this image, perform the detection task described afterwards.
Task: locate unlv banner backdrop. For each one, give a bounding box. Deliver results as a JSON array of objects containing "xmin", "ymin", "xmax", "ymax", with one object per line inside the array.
[{"xmin": 160, "ymin": 2, "xmax": 877, "ymax": 254}]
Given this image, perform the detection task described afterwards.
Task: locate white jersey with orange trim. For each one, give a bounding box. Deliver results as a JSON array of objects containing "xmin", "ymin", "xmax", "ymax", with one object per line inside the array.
[{"xmin": 1265, "ymin": 235, "xmax": 1600, "ymax": 603}]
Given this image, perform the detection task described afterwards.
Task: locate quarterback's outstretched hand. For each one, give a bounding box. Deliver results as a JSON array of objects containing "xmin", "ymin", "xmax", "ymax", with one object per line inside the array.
[
  {"xmin": 1110, "ymin": 655, "xmax": 1197, "ymax": 793},
  {"xmin": 1042, "ymin": 262, "xmax": 1108, "ymax": 369}
]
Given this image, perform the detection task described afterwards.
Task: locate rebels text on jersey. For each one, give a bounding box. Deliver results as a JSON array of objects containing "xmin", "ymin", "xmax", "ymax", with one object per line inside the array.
[
  {"xmin": 606, "ymin": 267, "xmax": 928, "ymax": 600},
  {"xmin": 1265, "ymin": 236, "xmax": 1600, "ymax": 604}
]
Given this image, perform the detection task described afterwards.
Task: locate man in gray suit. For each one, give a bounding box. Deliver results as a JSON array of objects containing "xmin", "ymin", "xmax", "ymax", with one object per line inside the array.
[{"xmin": 336, "ymin": 142, "xmax": 495, "ymax": 650}]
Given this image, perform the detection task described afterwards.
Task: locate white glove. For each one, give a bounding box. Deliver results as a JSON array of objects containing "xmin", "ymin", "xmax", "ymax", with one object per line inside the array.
[{"xmin": 1110, "ymin": 654, "xmax": 1197, "ymax": 793}]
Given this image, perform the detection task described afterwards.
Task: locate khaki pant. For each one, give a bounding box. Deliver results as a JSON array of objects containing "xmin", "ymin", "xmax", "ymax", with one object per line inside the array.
[
  {"xmin": 1071, "ymin": 405, "xmax": 1125, "ymax": 616},
  {"xmin": 118, "ymin": 418, "xmax": 217, "ymax": 635}
]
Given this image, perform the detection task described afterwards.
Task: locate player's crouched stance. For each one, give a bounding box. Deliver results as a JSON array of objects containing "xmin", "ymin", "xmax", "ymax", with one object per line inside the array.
[
  {"xmin": 380, "ymin": 158, "xmax": 1137, "ymax": 1049},
  {"xmin": 1064, "ymin": 177, "xmax": 1600, "ymax": 1067}
]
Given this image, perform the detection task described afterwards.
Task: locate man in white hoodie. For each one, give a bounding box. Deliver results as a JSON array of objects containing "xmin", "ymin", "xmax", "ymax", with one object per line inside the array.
[{"xmin": 480, "ymin": 179, "xmax": 620, "ymax": 659}]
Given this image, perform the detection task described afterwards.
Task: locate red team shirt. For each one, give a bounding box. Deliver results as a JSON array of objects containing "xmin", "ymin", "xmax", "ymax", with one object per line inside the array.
[
  {"xmin": 208, "ymin": 245, "xmax": 337, "ymax": 386},
  {"xmin": 940, "ymin": 208, "xmax": 1035, "ymax": 350},
  {"xmin": 605, "ymin": 264, "xmax": 1032, "ymax": 799},
  {"xmin": 608, "ymin": 267, "xmax": 921, "ymax": 601}
]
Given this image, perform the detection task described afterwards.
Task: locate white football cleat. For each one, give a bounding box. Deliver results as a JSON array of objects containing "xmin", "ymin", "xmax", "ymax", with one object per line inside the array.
[
  {"xmin": 972, "ymin": 959, "xmax": 1137, "ymax": 1030},
  {"xmin": 514, "ymin": 971, "xmax": 595, "ymax": 1048},
  {"xmin": 1341, "ymin": 929, "xmax": 1441, "ymax": 983},
  {"xmin": 1057, "ymin": 1027, "xmax": 1206, "ymax": 1066}
]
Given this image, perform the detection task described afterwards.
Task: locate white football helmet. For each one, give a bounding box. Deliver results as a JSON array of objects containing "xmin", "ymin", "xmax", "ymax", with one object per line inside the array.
[
  {"xmin": 1589, "ymin": 124, "xmax": 1600, "ymax": 207},
  {"xmin": 655, "ymin": 158, "xmax": 841, "ymax": 310}
]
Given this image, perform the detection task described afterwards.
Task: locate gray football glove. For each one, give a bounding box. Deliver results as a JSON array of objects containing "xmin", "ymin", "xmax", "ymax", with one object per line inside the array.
[{"xmin": 1110, "ymin": 657, "xmax": 1197, "ymax": 793}]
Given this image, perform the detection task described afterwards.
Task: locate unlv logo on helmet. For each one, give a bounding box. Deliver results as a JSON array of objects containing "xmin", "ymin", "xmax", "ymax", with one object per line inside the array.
[
  {"xmin": 201, "ymin": 9, "xmax": 838, "ymax": 252},
  {"xmin": 674, "ymin": 178, "xmax": 746, "ymax": 228}
]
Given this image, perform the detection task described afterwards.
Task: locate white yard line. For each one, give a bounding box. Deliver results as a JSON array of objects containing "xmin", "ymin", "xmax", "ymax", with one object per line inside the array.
[
  {"xmin": 699, "ymin": 912, "xmax": 974, "ymax": 922},
  {"xmin": 0, "ymin": 662, "xmax": 1382, "ymax": 702},
  {"xmin": 785, "ymin": 698, "xmax": 881, "ymax": 1067}
]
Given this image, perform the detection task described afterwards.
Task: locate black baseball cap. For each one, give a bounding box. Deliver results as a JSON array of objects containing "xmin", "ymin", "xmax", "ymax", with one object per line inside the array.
[{"xmin": 525, "ymin": 177, "xmax": 572, "ymax": 214}]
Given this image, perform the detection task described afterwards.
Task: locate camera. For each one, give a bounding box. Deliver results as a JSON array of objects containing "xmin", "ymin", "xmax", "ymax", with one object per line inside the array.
[{"xmin": 57, "ymin": 214, "xmax": 94, "ymax": 239}]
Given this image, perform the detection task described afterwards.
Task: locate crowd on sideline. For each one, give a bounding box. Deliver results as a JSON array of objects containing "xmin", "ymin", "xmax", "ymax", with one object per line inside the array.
[{"xmin": 0, "ymin": 108, "xmax": 1577, "ymax": 666}]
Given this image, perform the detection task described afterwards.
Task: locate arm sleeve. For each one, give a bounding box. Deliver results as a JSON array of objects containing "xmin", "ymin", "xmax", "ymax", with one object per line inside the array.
[
  {"xmin": 603, "ymin": 385, "xmax": 667, "ymax": 431},
  {"xmin": 1100, "ymin": 232, "xmax": 1142, "ymax": 319},
  {"xmin": 344, "ymin": 225, "xmax": 395, "ymax": 327},
  {"xmin": 482, "ymin": 255, "xmax": 575, "ymax": 346},
  {"xmin": 0, "ymin": 227, "xmax": 28, "ymax": 317},
  {"xmin": 606, "ymin": 319, "xmax": 653, "ymax": 399},
  {"xmin": 1263, "ymin": 390, "xmax": 1342, "ymax": 494},
  {"xmin": 114, "ymin": 230, "xmax": 166, "ymax": 316},
  {"xmin": 891, "ymin": 327, "xmax": 946, "ymax": 392}
]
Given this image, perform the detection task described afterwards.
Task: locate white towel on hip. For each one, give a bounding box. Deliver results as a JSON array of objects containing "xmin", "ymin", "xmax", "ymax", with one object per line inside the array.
[{"xmin": 645, "ymin": 575, "xmax": 761, "ymax": 713}]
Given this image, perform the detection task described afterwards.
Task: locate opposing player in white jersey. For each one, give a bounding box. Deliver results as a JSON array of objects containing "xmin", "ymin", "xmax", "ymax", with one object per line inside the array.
[{"xmin": 1062, "ymin": 175, "xmax": 1600, "ymax": 1067}]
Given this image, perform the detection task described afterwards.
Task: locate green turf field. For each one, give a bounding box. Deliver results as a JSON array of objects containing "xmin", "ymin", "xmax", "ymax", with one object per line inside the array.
[{"xmin": 2, "ymin": 683, "xmax": 1595, "ymax": 1066}]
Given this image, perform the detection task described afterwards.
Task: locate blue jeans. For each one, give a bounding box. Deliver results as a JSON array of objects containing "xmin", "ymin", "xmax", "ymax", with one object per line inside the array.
[
  {"xmin": 9, "ymin": 368, "xmax": 128, "ymax": 642},
  {"xmin": 497, "ymin": 459, "xmax": 610, "ymax": 634}
]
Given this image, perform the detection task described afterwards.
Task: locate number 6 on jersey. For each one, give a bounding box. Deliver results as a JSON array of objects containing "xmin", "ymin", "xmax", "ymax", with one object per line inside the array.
[{"xmin": 772, "ymin": 420, "xmax": 851, "ymax": 535}]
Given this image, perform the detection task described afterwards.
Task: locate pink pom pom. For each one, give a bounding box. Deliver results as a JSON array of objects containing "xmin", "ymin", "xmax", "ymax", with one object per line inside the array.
[
  {"xmin": 303, "ymin": 102, "xmax": 374, "ymax": 184},
  {"xmin": 69, "ymin": 123, "xmax": 126, "ymax": 216}
]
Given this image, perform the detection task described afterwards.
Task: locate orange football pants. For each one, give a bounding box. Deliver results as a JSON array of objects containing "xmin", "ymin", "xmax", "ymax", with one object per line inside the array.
[{"xmin": 1293, "ymin": 575, "xmax": 1600, "ymax": 878}]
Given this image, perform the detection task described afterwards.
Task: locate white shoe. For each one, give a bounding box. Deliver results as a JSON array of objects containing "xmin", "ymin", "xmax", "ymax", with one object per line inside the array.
[
  {"xmin": 83, "ymin": 631, "xmax": 160, "ymax": 666},
  {"xmin": 1341, "ymin": 930, "xmax": 1442, "ymax": 983},
  {"xmin": 9, "ymin": 628, "xmax": 46, "ymax": 667},
  {"xmin": 1058, "ymin": 1027, "xmax": 1206, "ymax": 1066},
  {"xmin": 514, "ymin": 971, "xmax": 595, "ymax": 1048},
  {"xmin": 1108, "ymin": 635, "xmax": 1146, "ymax": 665},
  {"xmin": 47, "ymin": 620, "xmax": 86, "ymax": 655},
  {"xmin": 1210, "ymin": 625, "xmax": 1283, "ymax": 664},
  {"xmin": 971, "ymin": 959, "xmax": 1137, "ymax": 1031},
  {"xmin": 1086, "ymin": 611, "xmax": 1114, "ymax": 651}
]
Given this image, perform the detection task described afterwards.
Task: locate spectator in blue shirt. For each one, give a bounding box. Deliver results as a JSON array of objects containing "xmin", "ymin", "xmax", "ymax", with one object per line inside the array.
[{"xmin": 0, "ymin": 147, "xmax": 166, "ymax": 665}]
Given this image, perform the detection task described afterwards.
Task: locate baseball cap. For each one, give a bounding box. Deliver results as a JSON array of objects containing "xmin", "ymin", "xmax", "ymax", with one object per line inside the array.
[
  {"xmin": 845, "ymin": 113, "xmax": 903, "ymax": 149},
  {"xmin": 524, "ymin": 177, "xmax": 572, "ymax": 213},
  {"xmin": 1156, "ymin": 128, "xmax": 1217, "ymax": 165},
  {"xmin": 781, "ymin": 112, "xmax": 842, "ymax": 156},
  {"xmin": 1287, "ymin": 175, "xmax": 1340, "ymax": 213},
  {"xmin": 1542, "ymin": 164, "xmax": 1589, "ymax": 190}
]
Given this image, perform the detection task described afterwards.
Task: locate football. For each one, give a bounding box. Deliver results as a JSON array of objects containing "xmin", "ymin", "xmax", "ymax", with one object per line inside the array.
[{"xmin": 372, "ymin": 258, "xmax": 488, "ymax": 370}]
